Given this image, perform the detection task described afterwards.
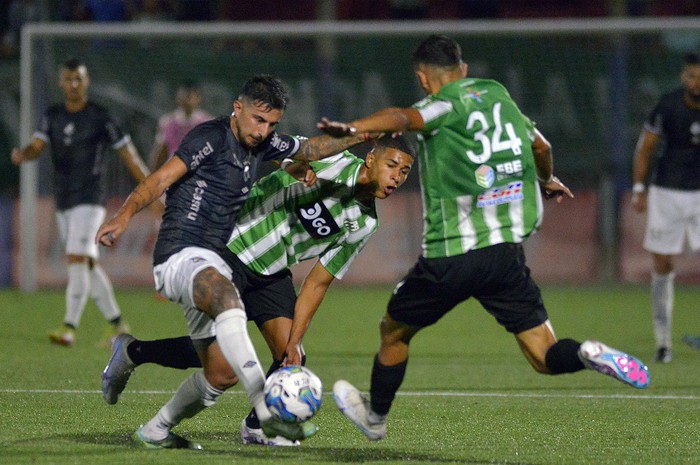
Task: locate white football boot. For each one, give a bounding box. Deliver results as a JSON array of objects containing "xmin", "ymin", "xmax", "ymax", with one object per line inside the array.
[{"xmin": 333, "ymin": 380, "xmax": 387, "ymax": 440}]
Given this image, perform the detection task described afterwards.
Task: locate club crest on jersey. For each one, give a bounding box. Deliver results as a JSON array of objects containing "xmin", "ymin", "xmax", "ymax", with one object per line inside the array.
[
  {"xmin": 189, "ymin": 141, "xmax": 214, "ymax": 169},
  {"xmin": 475, "ymin": 165, "xmax": 495, "ymax": 188},
  {"xmin": 344, "ymin": 219, "xmax": 360, "ymax": 232},
  {"xmin": 691, "ymin": 121, "xmax": 700, "ymax": 145},
  {"xmin": 476, "ymin": 182, "xmax": 524, "ymax": 208},
  {"xmin": 270, "ymin": 133, "xmax": 290, "ymax": 151},
  {"xmin": 63, "ymin": 122, "xmax": 75, "ymax": 145},
  {"xmin": 296, "ymin": 202, "xmax": 340, "ymax": 239}
]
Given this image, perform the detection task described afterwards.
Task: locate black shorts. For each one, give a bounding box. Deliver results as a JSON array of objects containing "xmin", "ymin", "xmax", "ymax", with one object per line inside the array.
[
  {"xmin": 387, "ymin": 242, "xmax": 548, "ymax": 334},
  {"xmin": 221, "ymin": 248, "xmax": 296, "ymax": 328}
]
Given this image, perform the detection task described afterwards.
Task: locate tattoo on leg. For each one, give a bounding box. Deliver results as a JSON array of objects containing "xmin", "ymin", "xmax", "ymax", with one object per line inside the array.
[{"xmin": 192, "ymin": 267, "xmax": 242, "ymax": 316}]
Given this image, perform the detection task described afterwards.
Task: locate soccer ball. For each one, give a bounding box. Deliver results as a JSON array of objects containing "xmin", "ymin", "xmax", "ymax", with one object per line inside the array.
[{"xmin": 264, "ymin": 365, "xmax": 323, "ymax": 423}]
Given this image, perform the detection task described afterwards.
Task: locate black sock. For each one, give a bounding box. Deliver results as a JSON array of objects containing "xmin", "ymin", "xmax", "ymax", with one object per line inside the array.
[
  {"xmin": 127, "ymin": 336, "xmax": 201, "ymax": 369},
  {"xmin": 369, "ymin": 354, "xmax": 407, "ymax": 416},
  {"xmin": 545, "ymin": 338, "xmax": 585, "ymax": 374}
]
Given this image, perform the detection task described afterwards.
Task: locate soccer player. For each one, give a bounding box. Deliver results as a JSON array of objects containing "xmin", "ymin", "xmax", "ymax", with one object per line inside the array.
[
  {"xmin": 10, "ymin": 57, "xmax": 151, "ymax": 348},
  {"xmin": 317, "ymin": 34, "xmax": 651, "ymax": 441},
  {"xmin": 149, "ymin": 80, "xmax": 213, "ymax": 170},
  {"xmin": 100, "ymin": 135, "xmax": 414, "ymax": 447},
  {"xmin": 95, "ymin": 74, "xmax": 370, "ymax": 449},
  {"xmin": 631, "ymin": 52, "xmax": 700, "ymax": 364}
]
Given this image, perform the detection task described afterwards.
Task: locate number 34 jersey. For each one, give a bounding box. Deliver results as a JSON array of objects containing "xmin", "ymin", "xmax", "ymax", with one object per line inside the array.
[
  {"xmin": 414, "ymin": 77, "xmax": 543, "ymax": 259},
  {"xmin": 226, "ymin": 152, "xmax": 377, "ymax": 279}
]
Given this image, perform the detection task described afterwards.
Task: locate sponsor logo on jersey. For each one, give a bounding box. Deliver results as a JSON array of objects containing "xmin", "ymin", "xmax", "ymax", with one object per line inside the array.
[
  {"xmin": 296, "ymin": 202, "xmax": 340, "ymax": 239},
  {"xmin": 476, "ymin": 182, "xmax": 524, "ymax": 208},
  {"xmin": 476, "ymin": 164, "xmax": 495, "ymax": 188},
  {"xmin": 344, "ymin": 219, "xmax": 360, "ymax": 232},
  {"xmin": 189, "ymin": 141, "xmax": 214, "ymax": 170},
  {"xmin": 270, "ymin": 133, "xmax": 290, "ymax": 152},
  {"xmin": 187, "ymin": 180, "xmax": 208, "ymax": 221}
]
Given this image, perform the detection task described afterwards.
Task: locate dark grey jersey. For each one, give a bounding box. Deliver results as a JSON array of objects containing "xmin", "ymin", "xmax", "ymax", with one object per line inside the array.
[
  {"xmin": 34, "ymin": 102, "xmax": 129, "ymax": 210},
  {"xmin": 152, "ymin": 116, "xmax": 301, "ymax": 266},
  {"xmin": 644, "ymin": 88, "xmax": 700, "ymax": 190}
]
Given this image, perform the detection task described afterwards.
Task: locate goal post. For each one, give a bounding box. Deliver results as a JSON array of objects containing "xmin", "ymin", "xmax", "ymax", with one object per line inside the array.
[{"xmin": 16, "ymin": 18, "xmax": 700, "ymax": 291}]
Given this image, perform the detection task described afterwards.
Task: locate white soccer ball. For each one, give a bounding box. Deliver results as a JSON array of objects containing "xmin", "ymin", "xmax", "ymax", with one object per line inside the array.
[{"xmin": 264, "ymin": 365, "xmax": 323, "ymax": 423}]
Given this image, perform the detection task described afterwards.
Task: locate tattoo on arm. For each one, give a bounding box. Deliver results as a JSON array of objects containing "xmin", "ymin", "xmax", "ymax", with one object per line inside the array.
[{"xmin": 296, "ymin": 135, "xmax": 361, "ymax": 161}]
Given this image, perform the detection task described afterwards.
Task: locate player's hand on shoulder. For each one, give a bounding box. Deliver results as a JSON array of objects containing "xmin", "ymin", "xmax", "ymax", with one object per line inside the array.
[{"xmin": 285, "ymin": 160, "xmax": 318, "ymax": 187}]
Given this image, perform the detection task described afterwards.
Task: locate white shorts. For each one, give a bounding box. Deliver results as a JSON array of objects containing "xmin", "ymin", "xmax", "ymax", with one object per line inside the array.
[
  {"xmin": 55, "ymin": 204, "xmax": 106, "ymax": 259},
  {"xmin": 644, "ymin": 185, "xmax": 700, "ymax": 255},
  {"xmin": 153, "ymin": 246, "xmax": 233, "ymax": 340}
]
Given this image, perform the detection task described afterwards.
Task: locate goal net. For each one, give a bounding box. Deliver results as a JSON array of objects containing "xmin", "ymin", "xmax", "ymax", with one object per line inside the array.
[{"xmin": 14, "ymin": 18, "xmax": 700, "ymax": 290}]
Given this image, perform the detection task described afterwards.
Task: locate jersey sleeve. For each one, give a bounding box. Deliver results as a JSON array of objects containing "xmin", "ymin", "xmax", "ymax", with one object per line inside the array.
[
  {"xmin": 174, "ymin": 123, "xmax": 224, "ymax": 172},
  {"xmin": 644, "ymin": 99, "xmax": 666, "ymax": 136},
  {"xmin": 262, "ymin": 132, "xmax": 303, "ymax": 162},
  {"xmin": 103, "ymin": 111, "xmax": 130, "ymax": 149},
  {"xmin": 32, "ymin": 110, "xmax": 51, "ymax": 143},
  {"xmin": 415, "ymin": 96, "xmax": 453, "ymax": 134}
]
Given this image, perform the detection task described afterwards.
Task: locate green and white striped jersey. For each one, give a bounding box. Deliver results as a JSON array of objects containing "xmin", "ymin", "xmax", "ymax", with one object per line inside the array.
[
  {"xmin": 226, "ymin": 152, "xmax": 378, "ymax": 279},
  {"xmin": 414, "ymin": 77, "xmax": 544, "ymax": 258}
]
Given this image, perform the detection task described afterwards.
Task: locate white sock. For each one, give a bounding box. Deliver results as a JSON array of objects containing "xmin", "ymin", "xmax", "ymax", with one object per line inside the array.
[
  {"xmin": 89, "ymin": 263, "xmax": 121, "ymax": 322},
  {"xmin": 141, "ymin": 371, "xmax": 223, "ymax": 441},
  {"xmin": 214, "ymin": 309, "xmax": 271, "ymax": 422},
  {"xmin": 64, "ymin": 262, "xmax": 90, "ymax": 327},
  {"xmin": 651, "ymin": 271, "xmax": 674, "ymax": 349}
]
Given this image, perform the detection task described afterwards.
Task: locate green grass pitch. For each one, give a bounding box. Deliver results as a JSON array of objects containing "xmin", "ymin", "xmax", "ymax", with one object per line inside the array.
[{"xmin": 0, "ymin": 285, "xmax": 698, "ymax": 465}]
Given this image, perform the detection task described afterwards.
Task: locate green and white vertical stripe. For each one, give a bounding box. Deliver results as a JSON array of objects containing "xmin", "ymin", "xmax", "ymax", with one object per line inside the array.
[
  {"xmin": 415, "ymin": 77, "xmax": 544, "ymax": 259},
  {"xmin": 227, "ymin": 152, "xmax": 378, "ymax": 279}
]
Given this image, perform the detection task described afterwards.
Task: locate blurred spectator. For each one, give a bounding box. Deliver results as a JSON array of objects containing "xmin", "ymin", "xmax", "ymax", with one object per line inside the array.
[
  {"xmin": 389, "ymin": 0, "xmax": 428, "ymax": 19},
  {"xmin": 172, "ymin": 0, "xmax": 216, "ymax": 21},
  {"xmin": 217, "ymin": 0, "xmax": 315, "ymax": 21},
  {"xmin": 1, "ymin": 0, "xmax": 49, "ymax": 58},
  {"xmin": 131, "ymin": 0, "xmax": 175, "ymax": 22},
  {"xmin": 149, "ymin": 80, "xmax": 212, "ymax": 170},
  {"xmin": 76, "ymin": 0, "xmax": 131, "ymax": 21}
]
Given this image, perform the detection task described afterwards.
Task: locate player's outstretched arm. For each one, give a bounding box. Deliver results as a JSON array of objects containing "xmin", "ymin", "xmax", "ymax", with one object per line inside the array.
[
  {"xmin": 294, "ymin": 133, "xmax": 368, "ymax": 163},
  {"xmin": 317, "ymin": 107, "xmax": 424, "ymax": 137},
  {"xmin": 283, "ymin": 262, "xmax": 335, "ymax": 366},
  {"xmin": 96, "ymin": 156, "xmax": 187, "ymax": 246}
]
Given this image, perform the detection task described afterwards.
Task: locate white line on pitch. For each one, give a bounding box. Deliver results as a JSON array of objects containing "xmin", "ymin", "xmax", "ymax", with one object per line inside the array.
[{"xmin": 0, "ymin": 389, "xmax": 697, "ymax": 400}]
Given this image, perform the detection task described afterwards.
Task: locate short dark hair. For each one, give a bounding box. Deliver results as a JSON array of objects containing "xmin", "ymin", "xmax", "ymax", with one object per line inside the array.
[
  {"xmin": 374, "ymin": 134, "xmax": 416, "ymax": 159},
  {"xmin": 412, "ymin": 34, "xmax": 462, "ymax": 69},
  {"xmin": 684, "ymin": 52, "xmax": 700, "ymax": 67},
  {"xmin": 63, "ymin": 57, "xmax": 86, "ymax": 71},
  {"xmin": 239, "ymin": 74, "xmax": 289, "ymax": 111}
]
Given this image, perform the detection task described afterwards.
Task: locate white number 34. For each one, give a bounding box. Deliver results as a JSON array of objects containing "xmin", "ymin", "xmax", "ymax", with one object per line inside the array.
[{"xmin": 466, "ymin": 102, "xmax": 523, "ymax": 163}]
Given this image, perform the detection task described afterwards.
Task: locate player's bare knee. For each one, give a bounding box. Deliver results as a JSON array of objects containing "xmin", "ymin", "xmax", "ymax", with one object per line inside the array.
[
  {"xmin": 204, "ymin": 367, "xmax": 239, "ymax": 390},
  {"xmin": 379, "ymin": 314, "xmax": 415, "ymax": 345}
]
